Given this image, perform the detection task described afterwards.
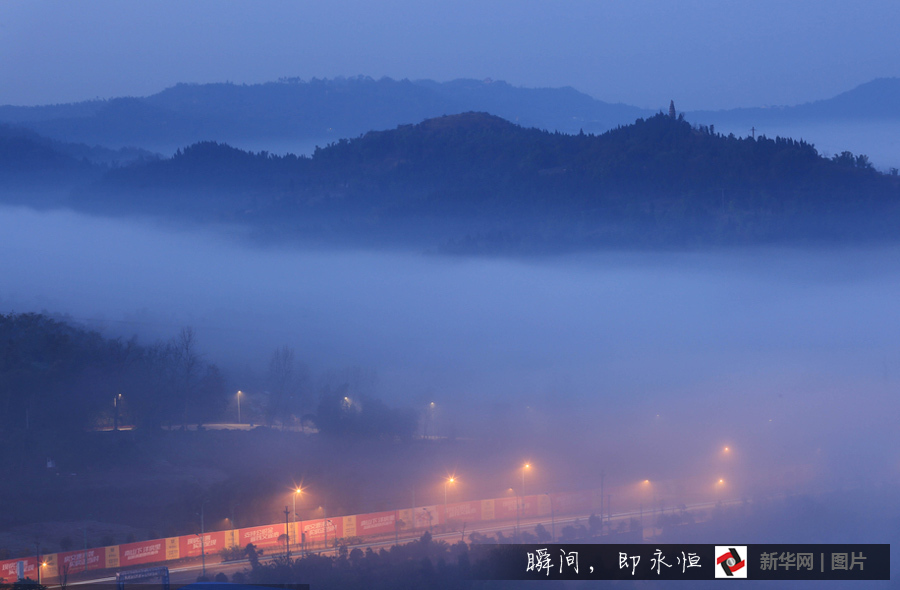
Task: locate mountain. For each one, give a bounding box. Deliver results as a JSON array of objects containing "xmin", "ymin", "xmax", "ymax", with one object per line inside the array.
[
  {"xmin": 78, "ymin": 112, "xmax": 900, "ymax": 251},
  {"xmin": 0, "ymin": 124, "xmax": 99, "ymax": 191},
  {"xmin": 0, "ymin": 123, "xmax": 160, "ymax": 209},
  {"xmin": 0, "ymin": 77, "xmax": 651, "ymax": 153},
  {"xmin": 687, "ymin": 77, "xmax": 900, "ymax": 127}
]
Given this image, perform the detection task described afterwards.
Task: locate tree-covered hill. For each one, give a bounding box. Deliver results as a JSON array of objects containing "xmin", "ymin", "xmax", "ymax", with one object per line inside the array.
[
  {"xmin": 0, "ymin": 314, "xmax": 225, "ymax": 434},
  {"xmin": 0, "ymin": 124, "xmax": 98, "ymax": 188},
  {"xmin": 83, "ymin": 112, "xmax": 900, "ymax": 250},
  {"xmin": 0, "ymin": 124, "xmax": 156, "ymax": 197}
]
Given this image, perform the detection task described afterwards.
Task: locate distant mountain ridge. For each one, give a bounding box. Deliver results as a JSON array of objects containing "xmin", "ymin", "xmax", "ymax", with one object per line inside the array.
[
  {"xmin": 0, "ymin": 76, "xmax": 650, "ymax": 153},
  {"xmin": 687, "ymin": 77, "xmax": 900, "ymax": 127},
  {"xmin": 2, "ymin": 76, "xmax": 898, "ymax": 158},
  {"xmin": 0, "ymin": 124, "xmax": 156, "ymax": 197}
]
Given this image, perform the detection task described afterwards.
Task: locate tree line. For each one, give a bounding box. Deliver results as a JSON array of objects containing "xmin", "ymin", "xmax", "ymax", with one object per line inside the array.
[
  {"xmin": 82, "ymin": 112, "xmax": 900, "ymax": 249},
  {"xmin": 0, "ymin": 314, "xmax": 225, "ymax": 432},
  {"xmin": 0, "ymin": 313, "xmax": 416, "ymax": 440}
]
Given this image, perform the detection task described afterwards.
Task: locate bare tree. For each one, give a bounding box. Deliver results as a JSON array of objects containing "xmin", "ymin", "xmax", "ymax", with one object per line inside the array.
[
  {"xmin": 266, "ymin": 346, "xmax": 296, "ymax": 428},
  {"xmin": 58, "ymin": 561, "xmax": 70, "ymax": 590},
  {"xmin": 175, "ymin": 327, "xmax": 202, "ymax": 429}
]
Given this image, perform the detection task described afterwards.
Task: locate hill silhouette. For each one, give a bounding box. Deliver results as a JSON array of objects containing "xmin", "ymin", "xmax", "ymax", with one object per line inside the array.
[
  {"xmin": 0, "ymin": 77, "xmax": 649, "ymax": 152},
  {"xmin": 688, "ymin": 77, "xmax": 900, "ymax": 129},
  {"xmin": 78, "ymin": 112, "xmax": 900, "ymax": 251}
]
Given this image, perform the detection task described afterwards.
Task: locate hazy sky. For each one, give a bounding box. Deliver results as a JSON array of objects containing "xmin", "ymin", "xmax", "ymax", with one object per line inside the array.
[{"xmin": 2, "ymin": 0, "xmax": 899, "ymax": 110}]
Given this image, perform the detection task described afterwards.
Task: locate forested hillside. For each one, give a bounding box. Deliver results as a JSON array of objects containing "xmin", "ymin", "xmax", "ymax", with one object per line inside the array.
[
  {"xmin": 82, "ymin": 112, "xmax": 900, "ymax": 249},
  {"xmin": 0, "ymin": 314, "xmax": 224, "ymax": 433}
]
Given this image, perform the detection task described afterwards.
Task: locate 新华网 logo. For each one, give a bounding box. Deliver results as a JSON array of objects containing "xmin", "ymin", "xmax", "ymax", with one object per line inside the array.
[{"xmin": 715, "ymin": 546, "xmax": 747, "ymax": 578}]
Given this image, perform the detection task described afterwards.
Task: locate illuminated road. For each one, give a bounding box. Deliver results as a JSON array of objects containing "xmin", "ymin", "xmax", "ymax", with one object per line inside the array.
[{"xmin": 54, "ymin": 499, "xmax": 735, "ymax": 588}]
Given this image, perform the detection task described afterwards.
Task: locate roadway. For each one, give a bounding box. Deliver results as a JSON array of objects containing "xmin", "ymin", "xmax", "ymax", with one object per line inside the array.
[{"xmin": 55, "ymin": 499, "xmax": 733, "ymax": 588}]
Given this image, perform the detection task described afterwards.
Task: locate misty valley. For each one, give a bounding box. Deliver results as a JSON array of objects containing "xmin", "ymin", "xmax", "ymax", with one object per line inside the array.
[{"xmin": 1, "ymin": 75, "xmax": 899, "ymax": 590}]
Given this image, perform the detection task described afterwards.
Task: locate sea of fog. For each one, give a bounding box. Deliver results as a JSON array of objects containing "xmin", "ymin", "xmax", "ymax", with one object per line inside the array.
[{"xmin": 1, "ymin": 205, "xmax": 898, "ymax": 490}]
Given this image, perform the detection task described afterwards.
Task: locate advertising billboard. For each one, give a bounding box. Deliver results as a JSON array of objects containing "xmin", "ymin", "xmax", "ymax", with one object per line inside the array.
[
  {"xmin": 0, "ymin": 557, "xmax": 36, "ymax": 584},
  {"xmin": 300, "ymin": 518, "xmax": 341, "ymax": 543},
  {"xmin": 178, "ymin": 531, "xmax": 225, "ymax": 558},
  {"xmin": 238, "ymin": 524, "xmax": 286, "ymax": 548},
  {"xmin": 56, "ymin": 548, "xmax": 106, "ymax": 575},
  {"xmin": 118, "ymin": 540, "xmax": 166, "ymax": 567},
  {"xmin": 412, "ymin": 505, "xmax": 438, "ymax": 530},
  {"xmin": 551, "ymin": 490, "xmax": 593, "ymax": 514},
  {"xmin": 442, "ymin": 500, "xmax": 482, "ymax": 524},
  {"xmin": 493, "ymin": 496, "xmax": 520, "ymax": 520},
  {"xmin": 355, "ymin": 511, "xmax": 397, "ymax": 536}
]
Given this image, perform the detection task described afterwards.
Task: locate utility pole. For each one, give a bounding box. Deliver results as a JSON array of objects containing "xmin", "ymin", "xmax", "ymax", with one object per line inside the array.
[
  {"xmin": 283, "ymin": 506, "xmax": 291, "ymax": 559},
  {"xmin": 515, "ymin": 494, "xmax": 520, "ymax": 539},
  {"xmin": 199, "ymin": 502, "xmax": 206, "ymax": 579},
  {"xmin": 600, "ymin": 472, "xmax": 604, "ymax": 533},
  {"xmin": 83, "ymin": 524, "xmax": 89, "ymax": 573},
  {"xmin": 607, "ymin": 495, "xmax": 611, "ymax": 530},
  {"xmin": 323, "ymin": 505, "xmax": 328, "ymax": 552},
  {"xmin": 35, "ymin": 542, "xmax": 41, "ymax": 585},
  {"xmin": 546, "ymin": 493, "xmax": 555, "ymax": 541}
]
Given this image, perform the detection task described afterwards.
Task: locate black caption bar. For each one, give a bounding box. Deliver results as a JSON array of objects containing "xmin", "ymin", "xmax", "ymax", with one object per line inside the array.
[{"xmin": 470, "ymin": 543, "xmax": 890, "ymax": 580}]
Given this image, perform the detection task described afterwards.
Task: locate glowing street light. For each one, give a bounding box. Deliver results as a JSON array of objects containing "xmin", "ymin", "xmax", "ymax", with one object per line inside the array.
[
  {"xmin": 640, "ymin": 479, "xmax": 655, "ymax": 529},
  {"xmin": 522, "ymin": 463, "xmax": 531, "ymax": 498},
  {"xmin": 444, "ymin": 476, "xmax": 455, "ymax": 511},
  {"xmin": 292, "ymin": 487, "xmax": 303, "ymax": 547},
  {"xmin": 236, "ymin": 390, "xmax": 242, "ymax": 424}
]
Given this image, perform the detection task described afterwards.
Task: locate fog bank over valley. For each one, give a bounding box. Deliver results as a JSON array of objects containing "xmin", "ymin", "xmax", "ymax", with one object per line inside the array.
[{"xmin": 1, "ymin": 205, "xmax": 898, "ymax": 491}]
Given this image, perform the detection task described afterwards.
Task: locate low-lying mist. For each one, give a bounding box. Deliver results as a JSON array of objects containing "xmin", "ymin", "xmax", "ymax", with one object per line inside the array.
[{"xmin": 1, "ymin": 204, "xmax": 898, "ymax": 500}]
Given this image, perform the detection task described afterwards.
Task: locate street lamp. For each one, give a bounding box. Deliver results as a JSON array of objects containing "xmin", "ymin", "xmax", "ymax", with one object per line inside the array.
[
  {"xmin": 641, "ymin": 480, "xmax": 652, "ymax": 532},
  {"xmin": 425, "ymin": 401, "xmax": 436, "ymax": 438},
  {"xmin": 444, "ymin": 477, "xmax": 455, "ymax": 513},
  {"xmin": 522, "ymin": 463, "xmax": 531, "ymax": 501},
  {"xmin": 292, "ymin": 487, "xmax": 303, "ymax": 548},
  {"xmin": 236, "ymin": 391, "xmax": 242, "ymax": 424},
  {"xmin": 319, "ymin": 505, "xmax": 329, "ymax": 552},
  {"xmin": 543, "ymin": 493, "xmax": 556, "ymax": 541},
  {"xmin": 34, "ymin": 543, "xmax": 43, "ymax": 585},
  {"xmin": 196, "ymin": 501, "xmax": 207, "ymax": 579},
  {"xmin": 114, "ymin": 394, "xmax": 122, "ymax": 431},
  {"xmin": 507, "ymin": 488, "xmax": 520, "ymax": 538}
]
